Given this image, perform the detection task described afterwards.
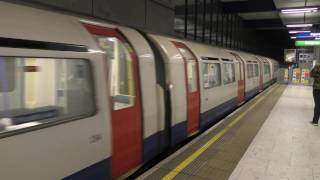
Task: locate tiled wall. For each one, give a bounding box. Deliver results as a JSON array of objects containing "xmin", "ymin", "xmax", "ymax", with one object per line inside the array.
[{"xmin": 9, "ymin": 0, "xmax": 175, "ymax": 35}]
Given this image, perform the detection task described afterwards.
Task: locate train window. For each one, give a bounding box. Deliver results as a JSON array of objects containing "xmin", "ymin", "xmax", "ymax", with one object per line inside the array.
[
  {"xmin": 247, "ymin": 64, "xmax": 259, "ymax": 78},
  {"xmin": 247, "ymin": 64, "xmax": 253, "ymax": 78},
  {"xmin": 222, "ymin": 63, "xmax": 235, "ymax": 84},
  {"xmin": 255, "ymin": 64, "xmax": 259, "ymax": 77},
  {"xmin": 0, "ymin": 58, "xmax": 15, "ymax": 92},
  {"xmin": 187, "ymin": 60, "xmax": 198, "ymax": 92},
  {"xmin": 251, "ymin": 64, "xmax": 254, "ymax": 77},
  {"xmin": 176, "ymin": 47, "xmax": 198, "ymax": 92},
  {"xmin": 264, "ymin": 64, "xmax": 270, "ymax": 74},
  {"xmin": 202, "ymin": 63, "xmax": 221, "ymax": 89},
  {"xmin": 96, "ymin": 36, "xmax": 135, "ymax": 110},
  {"xmin": 0, "ymin": 57, "xmax": 95, "ymax": 134}
]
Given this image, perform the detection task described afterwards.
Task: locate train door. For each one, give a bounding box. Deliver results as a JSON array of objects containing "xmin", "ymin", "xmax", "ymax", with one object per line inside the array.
[
  {"xmin": 82, "ymin": 23, "xmax": 142, "ymax": 178},
  {"xmin": 255, "ymin": 57, "xmax": 263, "ymax": 91},
  {"xmin": 172, "ymin": 41, "xmax": 200, "ymax": 135},
  {"xmin": 265, "ymin": 60, "xmax": 272, "ymax": 85},
  {"xmin": 260, "ymin": 62, "xmax": 263, "ymax": 90},
  {"xmin": 230, "ymin": 52, "xmax": 245, "ymax": 104},
  {"xmin": 257, "ymin": 58, "xmax": 265, "ymax": 91},
  {"xmin": 269, "ymin": 63, "xmax": 272, "ymax": 82}
]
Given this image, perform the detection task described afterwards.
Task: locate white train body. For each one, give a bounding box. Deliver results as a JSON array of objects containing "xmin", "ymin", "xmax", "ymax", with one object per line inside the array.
[{"xmin": 0, "ymin": 2, "xmax": 279, "ymax": 179}]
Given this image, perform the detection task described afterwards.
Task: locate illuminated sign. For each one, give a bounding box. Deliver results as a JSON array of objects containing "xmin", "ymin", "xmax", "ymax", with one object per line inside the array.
[
  {"xmin": 297, "ymin": 32, "xmax": 311, "ymax": 37},
  {"xmin": 296, "ymin": 32, "xmax": 320, "ymax": 39},
  {"xmin": 299, "ymin": 53, "xmax": 313, "ymax": 61},
  {"xmin": 295, "ymin": 40, "xmax": 320, "ymax": 46}
]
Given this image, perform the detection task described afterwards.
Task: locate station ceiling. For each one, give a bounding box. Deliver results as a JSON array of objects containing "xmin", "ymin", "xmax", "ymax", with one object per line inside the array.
[
  {"xmin": 223, "ymin": 0, "xmax": 320, "ymax": 51},
  {"xmin": 224, "ymin": 0, "xmax": 320, "ymax": 29},
  {"xmin": 174, "ymin": 0, "xmax": 320, "ymax": 58}
]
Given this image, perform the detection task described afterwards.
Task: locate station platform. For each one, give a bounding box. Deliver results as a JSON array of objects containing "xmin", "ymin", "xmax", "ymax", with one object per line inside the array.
[{"xmin": 137, "ymin": 84, "xmax": 318, "ymax": 180}]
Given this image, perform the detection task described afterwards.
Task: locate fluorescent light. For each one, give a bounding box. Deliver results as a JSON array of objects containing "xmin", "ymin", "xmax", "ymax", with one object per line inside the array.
[
  {"xmin": 282, "ymin": 8, "xmax": 318, "ymax": 11},
  {"xmin": 291, "ymin": 37, "xmax": 297, "ymax": 39},
  {"xmin": 282, "ymin": 10, "xmax": 317, "ymax": 14},
  {"xmin": 289, "ymin": 30, "xmax": 311, "ymax": 34},
  {"xmin": 286, "ymin": 24, "xmax": 313, "ymax": 28},
  {"xmin": 281, "ymin": 7, "xmax": 318, "ymax": 14},
  {"xmin": 282, "ymin": 10, "xmax": 316, "ymax": 14},
  {"xmin": 88, "ymin": 49, "xmax": 105, "ymax": 54}
]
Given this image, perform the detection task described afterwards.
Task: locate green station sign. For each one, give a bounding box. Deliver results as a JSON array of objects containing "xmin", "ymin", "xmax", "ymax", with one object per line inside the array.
[{"xmin": 295, "ymin": 40, "xmax": 320, "ymax": 46}]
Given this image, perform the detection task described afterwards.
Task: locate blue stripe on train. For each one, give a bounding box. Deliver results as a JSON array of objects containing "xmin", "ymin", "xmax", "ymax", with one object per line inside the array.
[
  {"xmin": 245, "ymin": 87, "xmax": 259, "ymax": 100},
  {"xmin": 171, "ymin": 121, "xmax": 188, "ymax": 146},
  {"xmin": 144, "ymin": 121, "xmax": 187, "ymax": 160},
  {"xmin": 263, "ymin": 81, "xmax": 271, "ymax": 89},
  {"xmin": 200, "ymin": 98, "xmax": 238, "ymax": 129},
  {"xmin": 143, "ymin": 130, "xmax": 167, "ymax": 162},
  {"xmin": 63, "ymin": 158, "xmax": 111, "ymax": 180}
]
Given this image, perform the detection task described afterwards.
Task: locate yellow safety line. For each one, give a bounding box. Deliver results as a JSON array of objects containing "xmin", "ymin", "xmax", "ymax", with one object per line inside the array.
[{"xmin": 162, "ymin": 84, "xmax": 280, "ymax": 180}]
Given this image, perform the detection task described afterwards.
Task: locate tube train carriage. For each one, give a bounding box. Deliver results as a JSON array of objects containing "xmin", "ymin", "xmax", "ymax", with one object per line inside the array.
[{"xmin": 0, "ymin": 2, "xmax": 278, "ymax": 180}]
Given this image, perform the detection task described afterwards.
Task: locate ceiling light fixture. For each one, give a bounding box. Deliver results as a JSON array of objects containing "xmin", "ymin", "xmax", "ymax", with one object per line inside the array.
[
  {"xmin": 291, "ymin": 37, "xmax": 297, "ymax": 39},
  {"xmin": 286, "ymin": 24, "xmax": 313, "ymax": 28},
  {"xmin": 289, "ymin": 30, "xmax": 311, "ymax": 34},
  {"xmin": 281, "ymin": 7, "xmax": 318, "ymax": 14}
]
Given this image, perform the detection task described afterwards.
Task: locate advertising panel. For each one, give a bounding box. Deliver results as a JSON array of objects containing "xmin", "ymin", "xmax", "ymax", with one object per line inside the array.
[
  {"xmin": 284, "ymin": 49, "xmax": 296, "ymax": 63},
  {"xmin": 301, "ymin": 69, "xmax": 310, "ymax": 84},
  {"xmin": 292, "ymin": 68, "xmax": 301, "ymax": 84}
]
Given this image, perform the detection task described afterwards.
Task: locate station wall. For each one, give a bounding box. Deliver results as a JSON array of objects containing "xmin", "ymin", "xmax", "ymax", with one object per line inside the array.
[{"xmin": 9, "ymin": 0, "xmax": 175, "ymax": 35}]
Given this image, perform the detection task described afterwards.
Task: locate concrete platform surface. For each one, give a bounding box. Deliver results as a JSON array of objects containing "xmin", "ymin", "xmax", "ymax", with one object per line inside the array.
[{"xmin": 230, "ymin": 85, "xmax": 319, "ymax": 180}]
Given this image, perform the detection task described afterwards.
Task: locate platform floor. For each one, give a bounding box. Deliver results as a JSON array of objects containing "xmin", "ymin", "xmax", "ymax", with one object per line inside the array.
[
  {"xmin": 138, "ymin": 84, "xmax": 297, "ymax": 180},
  {"xmin": 230, "ymin": 85, "xmax": 319, "ymax": 180}
]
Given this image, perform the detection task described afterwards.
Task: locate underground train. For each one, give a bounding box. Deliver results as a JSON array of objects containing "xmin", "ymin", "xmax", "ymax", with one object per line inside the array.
[{"xmin": 0, "ymin": 2, "xmax": 279, "ymax": 180}]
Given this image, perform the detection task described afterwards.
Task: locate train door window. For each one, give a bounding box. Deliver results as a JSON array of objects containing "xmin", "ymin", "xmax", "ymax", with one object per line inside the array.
[
  {"xmin": 251, "ymin": 64, "xmax": 254, "ymax": 78},
  {"xmin": 0, "ymin": 58, "xmax": 15, "ymax": 92},
  {"xmin": 202, "ymin": 63, "xmax": 221, "ymax": 89},
  {"xmin": 264, "ymin": 64, "xmax": 269, "ymax": 74},
  {"xmin": 251, "ymin": 64, "xmax": 254, "ymax": 77},
  {"xmin": 96, "ymin": 36, "xmax": 135, "ymax": 110},
  {"xmin": 0, "ymin": 57, "xmax": 95, "ymax": 134},
  {"xmin": 247, "ymin": 64, "xmax": 253, "ymax": 78},
  {"xmin": 177, "ymin": 47, "xmax": 198, "ymax": 92},
  {"xmin": 186, "ymin": 60, "xmax": 198, "ymax": 92},
  {"xmin": 254, "ymin": 64, "xmax": 259, "ymax": 77},
  {"xmin": 222, "ymin": 63, "xmax": 235, "ymax": 84}
]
